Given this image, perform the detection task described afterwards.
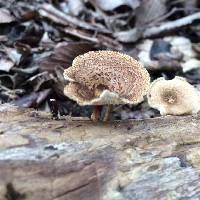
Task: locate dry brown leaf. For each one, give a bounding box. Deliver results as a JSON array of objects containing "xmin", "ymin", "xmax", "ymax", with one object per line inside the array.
[
  {"xmin": 26, "ymin": 72, "xmax": 56, "ymax": 92},
  {"xmin": 39, "ymin": 42, "xmax": 94, "ymax": 97},
  {"xmin": 192, "ymin": 43, "xmax": 200, "ymax": 55},
  {"xmin": 0, "ymin": 74, "xmax": 17, "ymax": 89},
  {"xmin": 0, "ymin": 48, "xmax": 21, "ymax": 72},
  {"xmin": 14, "ymin": 89, "xmax": 51, "ymax": 108},
  {"xmin": 40, "ymin": 42, "xmax": 94, "ymax": 73}
]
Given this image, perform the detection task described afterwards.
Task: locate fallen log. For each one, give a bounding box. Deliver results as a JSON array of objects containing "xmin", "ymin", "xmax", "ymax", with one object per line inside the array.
[{"xmin": 0, "ymin": 104, "xmax": 200, "ymax": 200}]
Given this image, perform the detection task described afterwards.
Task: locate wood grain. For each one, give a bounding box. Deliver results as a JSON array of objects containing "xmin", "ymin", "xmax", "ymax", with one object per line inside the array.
[{"xmin": 0, "ymin": 104, "xmax": 200, "ymax": 200}]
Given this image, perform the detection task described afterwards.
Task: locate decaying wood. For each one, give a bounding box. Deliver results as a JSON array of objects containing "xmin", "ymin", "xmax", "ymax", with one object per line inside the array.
[{"xmin": 1, "ymin": 104, "xmax": 200, "ymax": 200}]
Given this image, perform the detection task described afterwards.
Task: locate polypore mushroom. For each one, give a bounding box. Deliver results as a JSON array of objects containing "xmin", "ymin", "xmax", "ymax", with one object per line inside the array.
[
  {"xmin": 147, "ymin": 76, "xmax": 200, "ymax": 115},
  {"xmin": 63, "ymin": 50, "xmax": 150, "ymax": 121}
]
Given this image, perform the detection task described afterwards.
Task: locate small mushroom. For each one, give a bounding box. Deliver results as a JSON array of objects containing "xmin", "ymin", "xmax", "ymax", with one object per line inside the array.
[
  {"xmin": 147, "ymin": 76, "xmax": 200, "ymax": 115},
  {"xmin": 63, "ymin": 50, "xmax": 150, "ymax": 121}
]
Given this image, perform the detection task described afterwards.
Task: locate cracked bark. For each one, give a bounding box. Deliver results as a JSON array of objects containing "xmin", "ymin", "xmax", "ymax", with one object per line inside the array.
[{"xmin": 1, "ymin": 104, "xmax": 200, "ymax": 200}]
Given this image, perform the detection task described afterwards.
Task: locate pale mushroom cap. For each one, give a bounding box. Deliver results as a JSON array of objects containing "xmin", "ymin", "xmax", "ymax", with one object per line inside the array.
[
  {"xmin": 147, "ymin": 76, "xmax": 200, "ymax": 115},
  {"xmin": 63, "ymin": 51, "xmax": 150, "ymax": 105}
]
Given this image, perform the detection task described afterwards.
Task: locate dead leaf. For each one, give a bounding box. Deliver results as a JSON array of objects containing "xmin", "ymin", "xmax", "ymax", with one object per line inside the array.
[
  {"xmin": 92, "ymin": 0, "xmax": 140, "ymax": 11},
  {"xmin": 39, "ymin": 42, "xmax": 94, "ymax": 97},
  {"xmin": 185, "ymin": 68, "xmax": 200, "ymax": 84},
  {"xmin": 8, "ymin": 22, "xmax": 44, "ymax": 46},
  {"xmin": 0, "ymin": 73, "xmax": 27, "ymax": 89},
  {"xmin": 52, "ymin": 66, "xmax": 66, "ymax": 97},
  {"xmin": 183, "ymin": 0, "xmax": 198, "ymax": 15},
  {"xmin": 150, "ymin": 39, "xmax": 171, "ymax": 60},
  {"xmin": 0, "ymin": 85, "xmax": 25, "ymax": 102},
  {"xmin": 14, "ymin": 89, "xmax": 51, "ymax": 108},
  {"xmin": 0, "ymin": 47, "xmax": 22, "ymax": 72},
  {"xmin": 0, "ymin": 56, "xmax": 14, "ymax": 72},
  {"xmin": 40, "ymin": 41, "xmax": 95, "ymax": 73},
  {"xmin": 114, "ymin": 28, "xmax": 142, "ymax": 43},
  {"xmin": 136, "ymin": 38, "xmax": 183, "ymax": 73},
  {"xmin": 181, "ymin": 59, "xmax": 200, "ymax": 72},
  {"xmin": 113, "ymin": 102, "xmax": 159, "ymax": 120},
  {"xmin": 135, "ymin": 0, "xmax": 166, "ymax": 26},
  {"xmin": 0, "ymin": 35, "xmax": 8, "ymax": 42},
  {"xmin": 191, "ymin": 24, "xmax": 200, "ymax": 38},
  {"xmin": 26, "ymin": 72, "xmax": 56, "ymax": 92},
  {"xmin": 68, "ymin": 0, "xmax": 85, "ymax": 16},
  {"xmin": 39, "ymin": 3, "xmax": 110, "ymax": 33},
  {"xmin": 11, "ymin": 65, "xmax": 39, "ymax": 75},
  {"xmin": 165, "ymin": 36, "xmax": 198, "ymax": 72},
  {"xmin": 5, "ymin": 48, "xmax": 22, "ymax": 65},
  {"xmin": 192, "ymin": 43, "xmax": 200, "ymax": 55},
  {"xmin": 0, "ymin": 8, "xmax": 15, "ymax": 24},
  {"xmin": 15, "ymin": 9, "xmax": 39, "ymax": 22},
  {"xmin": 0, "ymin": 43, "xmax": 34, "ymax": 75}
]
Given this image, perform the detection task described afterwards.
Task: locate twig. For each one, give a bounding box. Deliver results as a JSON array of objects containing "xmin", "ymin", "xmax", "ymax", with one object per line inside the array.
[
  {"xmin": 63, "ymin": 27, "xmax": 99, "ymax": 43},
  {"xmin": 148, "ymin": 8, "xmax": 178, "ymax": 26},
  {"xmin": 63, "ymin": 27, "xmax": 122, "ymax": 50},
  {"xmin": 39, "ymin": 3, "xmax": 111, "ymax": 34},
  {"xmin": 148, "ymin": 7, "xmax": 200, "ymax": 26},
  {"xmin": 115, "ymin": 11, "xmax": 200, "ymax": 43},
  {"xmin": 144, "ymin": 11, "xmax": 200, "ymax": 37}
]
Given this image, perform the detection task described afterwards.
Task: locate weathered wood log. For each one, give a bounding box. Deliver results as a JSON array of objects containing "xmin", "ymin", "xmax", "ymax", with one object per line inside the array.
[{"xmin": 0, "ymin": 104, "xmax": 200, "ymax": 200}]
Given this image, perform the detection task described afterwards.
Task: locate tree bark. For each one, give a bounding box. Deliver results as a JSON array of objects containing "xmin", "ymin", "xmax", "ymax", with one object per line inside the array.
[{"xmin": 0, "ymin": 104, "xmax": 200, "ymax": 200}]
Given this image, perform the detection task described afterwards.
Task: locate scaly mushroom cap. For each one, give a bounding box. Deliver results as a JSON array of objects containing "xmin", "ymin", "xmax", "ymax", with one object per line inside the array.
[
  {"xmin": 147, "ymin": 76, "xmax": 200, "ymax": 115},
  {"xmin": 63, "ymin": 51, "xmax": 150, "ymax": 105}
]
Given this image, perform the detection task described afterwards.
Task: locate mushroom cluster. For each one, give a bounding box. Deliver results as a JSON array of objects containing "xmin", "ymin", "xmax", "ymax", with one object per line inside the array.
[
  {"xmin": 147, "ymin": 76, "xmax": 200, "ymax": 115},
  {"xmin": 63, "ymin": 50, "xmax": 150, "ymax": 121}
]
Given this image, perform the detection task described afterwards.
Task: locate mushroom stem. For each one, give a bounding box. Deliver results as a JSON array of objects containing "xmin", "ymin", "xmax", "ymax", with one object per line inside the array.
[
  {"xmin": 103, "ymin": 104, "xmax": 113, "ymax": 122},
  {"xmin": 91, "ymin": 105, "xmax": 102, "ymax": 122}
]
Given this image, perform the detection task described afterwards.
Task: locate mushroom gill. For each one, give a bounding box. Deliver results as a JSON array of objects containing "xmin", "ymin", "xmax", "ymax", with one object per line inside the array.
[{"xmin": 147, "ymin": 76, "xmax": 200, "ymax": 115}]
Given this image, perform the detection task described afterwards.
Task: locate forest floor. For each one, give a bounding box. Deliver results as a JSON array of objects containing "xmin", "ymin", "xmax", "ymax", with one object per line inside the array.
[{"xmin": 0, "ymin": 0, "xmax": 200, "ymax": 120}]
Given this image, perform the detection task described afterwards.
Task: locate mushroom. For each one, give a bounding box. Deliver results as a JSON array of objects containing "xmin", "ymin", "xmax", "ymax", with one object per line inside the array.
[
  {"xmin": 147, "ymin": 76, "xmax": 200, "ymax": 115},
  {"xmin": 63, "ymin": 50, "xmax": 150, "ymax": 121}
]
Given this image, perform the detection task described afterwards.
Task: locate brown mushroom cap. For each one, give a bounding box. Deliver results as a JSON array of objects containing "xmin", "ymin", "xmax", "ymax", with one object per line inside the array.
[
  {"xmin": 147, "ymin": 76, "xmax": 200, "ymax": 115},
  {"xmin": 63, "ymin": 51, "xmax": 150, "ymax": 105}
]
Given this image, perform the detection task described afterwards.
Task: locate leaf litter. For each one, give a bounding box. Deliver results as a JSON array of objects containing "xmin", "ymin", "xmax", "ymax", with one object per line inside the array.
[{"xmin": 0, "ymin": 0, "xmax": 199, "ymax": 119}]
